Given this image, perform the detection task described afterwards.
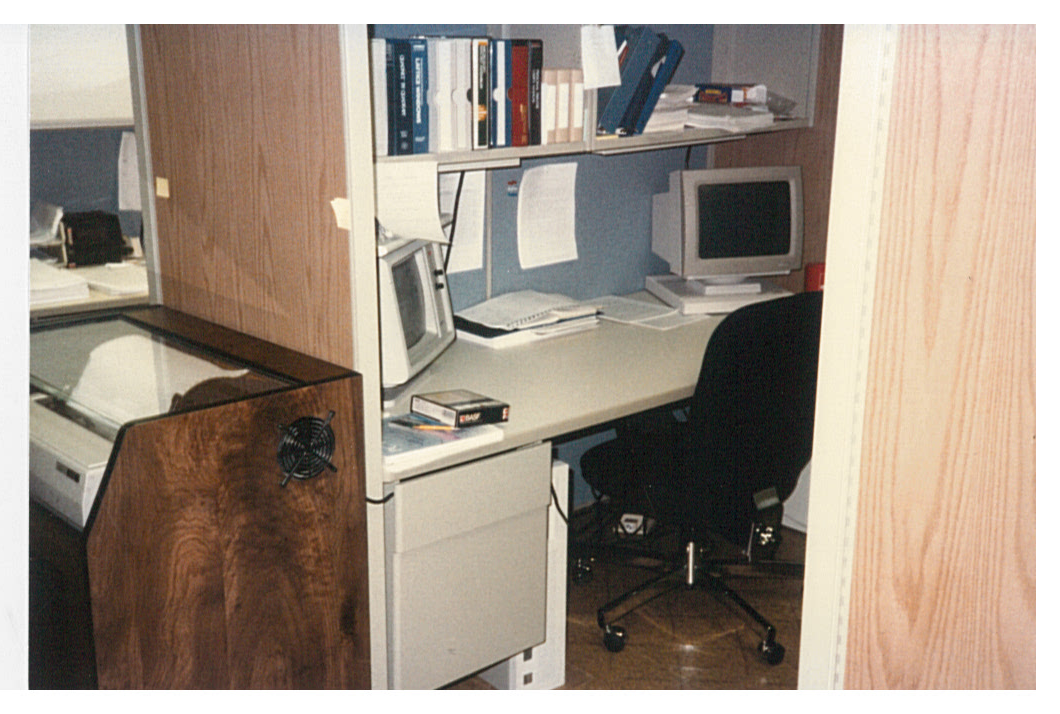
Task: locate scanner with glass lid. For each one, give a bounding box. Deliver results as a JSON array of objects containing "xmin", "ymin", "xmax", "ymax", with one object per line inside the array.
[
  {"xmin": 29, "ymin": 306, "xmax": 371, "ymax": 689},
  {"xmin": 30, "ymin": 315, "xmax": 292, "ymax": 529}
]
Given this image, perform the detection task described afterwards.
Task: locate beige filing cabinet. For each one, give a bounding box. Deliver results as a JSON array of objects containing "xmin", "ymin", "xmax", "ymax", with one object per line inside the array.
[{"xmin": 385, "ymin": 442, "xmax": 552, "ymax": 690}]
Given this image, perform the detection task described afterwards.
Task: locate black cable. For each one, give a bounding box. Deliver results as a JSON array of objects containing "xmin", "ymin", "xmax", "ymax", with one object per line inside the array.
[
  {"xmin": 442, "ymin": 171, "xmax": 466, "ymax": 273},
  {"xmin": 366, "ymin": 493, "xmax": 394, "ymax": 505},
  {"xmin": 550, "ymin": 482, "xmax": 568, "ymax": 525},
  {"xmin": 684, "ymin": 145, "xmax": 693, "ymax": 169}
]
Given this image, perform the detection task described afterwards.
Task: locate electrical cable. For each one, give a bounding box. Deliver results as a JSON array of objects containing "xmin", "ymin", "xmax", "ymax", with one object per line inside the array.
[{"xmin": 442, "ymin": 171, "xmax": 466, "ymax": 273}]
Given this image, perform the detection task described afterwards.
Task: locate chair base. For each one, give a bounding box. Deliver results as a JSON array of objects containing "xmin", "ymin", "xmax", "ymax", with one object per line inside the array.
[{"xmin": 594, "ymin": 541, "xmax": 801, "ymax": 665}]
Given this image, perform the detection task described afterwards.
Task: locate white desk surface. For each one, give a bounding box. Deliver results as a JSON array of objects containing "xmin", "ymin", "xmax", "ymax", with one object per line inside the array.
[{"xmin": 383, "ymin": 307, "xmax": 723, "ymax": 480}]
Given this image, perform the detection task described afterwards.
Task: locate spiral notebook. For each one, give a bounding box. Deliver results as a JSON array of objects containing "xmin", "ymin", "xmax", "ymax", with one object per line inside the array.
[{"xmin": 455, "ymin": 290, "xmax": 599, "ymax": 331}]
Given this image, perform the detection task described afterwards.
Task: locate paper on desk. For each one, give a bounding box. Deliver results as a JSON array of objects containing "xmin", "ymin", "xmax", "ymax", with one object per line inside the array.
[
  {"xmin": 517, "ymin": 163, "xmax": 578, "ymax": 269},
  {"xmin": 593, "ymin": 294, "xmax": 705, "ymax": 330},
  {"xmin": 580, "ymin": 25, "xmax": 621, "ymax": 90},
  {"xmin": 440, "ymin": 170, "xmax": 486, "ymax": 273},
  {"xmin": 374, "ymin": 160, "xmax": 448, "ymax": 243}
]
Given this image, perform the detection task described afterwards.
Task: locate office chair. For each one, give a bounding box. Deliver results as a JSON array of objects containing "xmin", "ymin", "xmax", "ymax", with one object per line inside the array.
[{"xmin": 578, "ymin": 290, "xmax": 823, "ymax": 664}]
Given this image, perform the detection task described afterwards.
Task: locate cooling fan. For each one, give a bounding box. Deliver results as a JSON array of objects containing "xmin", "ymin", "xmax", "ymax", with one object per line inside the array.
[{"xmin": 276, "ymin": 410, "xmax": 338, "ymax": 486}]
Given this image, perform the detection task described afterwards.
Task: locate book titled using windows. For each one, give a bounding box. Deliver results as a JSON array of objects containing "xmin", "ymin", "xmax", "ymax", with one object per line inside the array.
[{"xmin": 410, "ymin": 389, "xmax": 510, "ymax": 428}]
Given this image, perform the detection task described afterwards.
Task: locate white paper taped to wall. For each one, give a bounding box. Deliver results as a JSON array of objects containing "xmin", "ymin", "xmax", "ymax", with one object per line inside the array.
[
  {"xmin": 374, "ymin": 160, "xmax": 448, "ymax": 243},
  {"xmin": 517, "ymin": 163, "xmax": 578, "ymax": 269}
]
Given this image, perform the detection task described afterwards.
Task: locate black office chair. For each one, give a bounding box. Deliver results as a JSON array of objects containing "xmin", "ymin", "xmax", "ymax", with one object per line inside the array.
[{"xmin": 578, "ymin": 290, "xmax": 823, "ymax": 664}]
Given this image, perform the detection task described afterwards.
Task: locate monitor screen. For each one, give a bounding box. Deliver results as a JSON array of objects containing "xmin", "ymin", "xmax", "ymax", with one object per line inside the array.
[
  {"xmin": 698, "ymin": 180, "xmax": 792, "ymax": 260},
  {"xmin": 392, "ymin": 252, "xmax": 427, "ymax": 350}
]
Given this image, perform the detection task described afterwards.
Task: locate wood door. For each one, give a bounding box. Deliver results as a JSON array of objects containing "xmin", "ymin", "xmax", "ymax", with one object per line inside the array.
[
  {"xmin": 844, "ymin": 25, "xmax": 1035, "ymax": 689},
  {"xmin": 86, "ymin": 376, "xmax": 370, "ymax": 688},
  {"xmin": 139, "ymin": 25, "xmax": 353, "ymax": 367}
]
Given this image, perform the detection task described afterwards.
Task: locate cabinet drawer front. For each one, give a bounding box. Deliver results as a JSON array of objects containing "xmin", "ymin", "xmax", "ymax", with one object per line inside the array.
[{"xmin": 392, "ymin": 442, "xmax": 551, "ymax": 553}]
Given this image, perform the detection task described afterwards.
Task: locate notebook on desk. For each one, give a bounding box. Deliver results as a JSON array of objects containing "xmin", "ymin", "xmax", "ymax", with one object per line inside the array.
[{"xmin": 454, "ymin": 290, "xmax": 600, "ymax": 348}]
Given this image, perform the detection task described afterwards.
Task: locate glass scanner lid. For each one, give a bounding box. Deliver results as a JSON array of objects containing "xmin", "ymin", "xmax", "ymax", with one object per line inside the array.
[{"xmin": 30, "ymin": 316, "xmax": 292, "ymax": 440}]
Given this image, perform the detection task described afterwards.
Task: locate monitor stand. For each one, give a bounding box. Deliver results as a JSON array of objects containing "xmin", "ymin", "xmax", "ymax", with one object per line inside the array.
[{"xmin": 645, "ymin": 275, "xmax": 791, "ymax": 315}]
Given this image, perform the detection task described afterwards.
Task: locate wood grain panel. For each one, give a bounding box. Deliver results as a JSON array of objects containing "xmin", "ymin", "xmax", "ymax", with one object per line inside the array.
[
  {"xmin": 713, "ymin": 25, "xmax": 843, "ymax": 294},
  {"xmin": 846, "ymin": 25, "xmax": 1035, "ymax": 688},
  {"xmin": 86, "ymin": 377, "xmax": 370, "ymax": 688},
  {"xmin": 140, "ymin": 25, "xmax": 353, "ymax": 367}
]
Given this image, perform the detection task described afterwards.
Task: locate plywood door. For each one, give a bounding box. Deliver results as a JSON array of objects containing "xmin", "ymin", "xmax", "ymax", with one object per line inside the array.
[
  {"xmin": 845, "ymin": 25, "xmax": 1035, "ymax": 689},
  {"xmin": 139, "ymin": 25, "xmax": 353, "ymax": 366}
]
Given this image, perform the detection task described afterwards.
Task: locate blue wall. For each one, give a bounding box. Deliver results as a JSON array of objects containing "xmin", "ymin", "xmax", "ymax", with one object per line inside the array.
[{"xmin": 30, "ymin": 127, "xmax": 142, "ymax": 240}]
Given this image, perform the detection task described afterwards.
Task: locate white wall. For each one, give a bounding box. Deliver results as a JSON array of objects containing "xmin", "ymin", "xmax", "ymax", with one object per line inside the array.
[{"xmin": 30, "ymin": 24, "xmax": 133, "ymax": 128}]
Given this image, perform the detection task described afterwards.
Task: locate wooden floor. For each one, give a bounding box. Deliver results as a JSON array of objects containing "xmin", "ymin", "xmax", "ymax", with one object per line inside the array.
[{"xmin": 448, "ymin": 513, "xmax": 806, "ymax": 690}]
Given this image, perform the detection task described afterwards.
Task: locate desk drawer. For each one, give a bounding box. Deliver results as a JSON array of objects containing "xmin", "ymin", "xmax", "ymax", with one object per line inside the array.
[{"xmin": 387, "ymin": 442, "xmax": 551, "ymax": 689}]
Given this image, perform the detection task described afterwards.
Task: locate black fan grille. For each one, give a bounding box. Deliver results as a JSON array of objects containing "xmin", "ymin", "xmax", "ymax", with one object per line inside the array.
[{"xmin": 277, "ymin": 411, "xmax": 337, "ymax": 486}]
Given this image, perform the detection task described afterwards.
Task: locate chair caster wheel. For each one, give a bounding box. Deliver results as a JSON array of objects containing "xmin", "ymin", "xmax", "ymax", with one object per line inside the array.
[
  {"xmin": 759, "ymin": 639, "xmax": 785, "ymax": 665},
  {"xmin": 603, "ymin": 625, "xmax": 627, "ymax": 652},
  {"xmin": 571, "ymin": 559, "xmax": 593, "ymax": 585}
]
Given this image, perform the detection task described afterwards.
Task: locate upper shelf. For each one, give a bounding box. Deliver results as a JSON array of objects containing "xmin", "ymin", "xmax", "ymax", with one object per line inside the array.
[{"xmin": 372, "ymin": 24, "xmax": 820, "ymax": 172}]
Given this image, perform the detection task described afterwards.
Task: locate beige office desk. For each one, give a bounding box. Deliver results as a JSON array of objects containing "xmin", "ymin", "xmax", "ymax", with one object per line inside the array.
[
  {"xmin": 383, "ymin": 309, "xmax": 722, "ymax": 480},
  {"xmin": 380, "ymin": 305, "xmax": 720, "ymax": 689}
]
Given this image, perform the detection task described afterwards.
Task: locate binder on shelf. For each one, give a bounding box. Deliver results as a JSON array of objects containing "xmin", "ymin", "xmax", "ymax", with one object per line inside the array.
[
  {"xmin": 554, "ymin": 69, "xmax": 572, "ymax": 143},
  {"xmin": 410, "ymin": 37, "xmax": 429, "ymax": 154},
  {"xmin": 490, "ymin": 39, "xmax": 512, "ymax": 148},
  {"xmin": 527, "ymin": 40, "xmax": 544, "ymax": 145},
  {"xmin": 630, "ymin": 38, "xmax": 684, "ymax": 135},
  {"xmin": 471, "ymin": 37, "xmax": 491, "ymax": 150},
  {"xmin": 452, "ymin": 37, "xmax": 473, "ymax": 152},
  {"xmin": 427, "ymin": 37, "xmax": 454, "ymax": 154},
  {"xmin": 619, "ymin": 35, "xmax": 670, "ymax": 134},
  {"xmin": 569, "ymin": 69, "xmax": 585, "ymax": 142},
  {"xmin": 370, "ymin": 38, "xmax": 389, "ymax": 156},
  {"xmin": 410, "ymin": 389, "xmax": 510, "ymax": 428},
  {"xmin": 509, "ymin": 39, "xmax": 531, "ymax": 147},
  {"xmin": 541, "ymin": 68, "xmax": 558, "ymax": 145},
  {"xmin": 597, "ymin": 26, "xmax": 663, "ymax": 134},
  {"xmin": 389, "ymin": 38, "xmax": 414, "ymax": 155}
]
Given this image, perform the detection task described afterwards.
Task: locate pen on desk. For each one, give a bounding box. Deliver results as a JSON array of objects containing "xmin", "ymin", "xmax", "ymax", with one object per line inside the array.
[{"xmin": 392, "ymin": 417, "xmax": 453, "ymax": 431}]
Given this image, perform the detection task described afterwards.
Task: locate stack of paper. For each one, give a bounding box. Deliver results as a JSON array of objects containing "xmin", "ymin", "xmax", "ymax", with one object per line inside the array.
[
  {"xmin": 382, "ymin": 414, "xmax": 504, "ymax": 473},
  {"xmin": 30, "ymin": 259, "xmax": 89, "ymax": 307},
  {"xmin": 454, "ymin": 290, "xmax": 600, "ymax": 348},
  {"xmin": 73, "ymin": 263, "xmax": 149, "ymax": 296}
]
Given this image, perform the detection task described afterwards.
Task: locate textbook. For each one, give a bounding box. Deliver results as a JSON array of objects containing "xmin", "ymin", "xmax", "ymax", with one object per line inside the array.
[{"xmin": 411, "ymin": 389, "xmax": 510, "ymax": 427}]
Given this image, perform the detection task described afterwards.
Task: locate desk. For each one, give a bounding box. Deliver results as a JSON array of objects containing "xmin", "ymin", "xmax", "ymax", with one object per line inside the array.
[
  {"xmin": 380, "ymin": 304, "xmax": 721, "ymax": 689},
  {"xmin": 383, "ymin": 308, "xmax": 723, "ymax": 480}
]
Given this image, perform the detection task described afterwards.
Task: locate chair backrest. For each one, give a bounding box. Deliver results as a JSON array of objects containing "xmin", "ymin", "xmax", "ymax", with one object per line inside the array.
[{"xmin": 685, "ymin": 290, "xmax": 823, "ymax": 544}]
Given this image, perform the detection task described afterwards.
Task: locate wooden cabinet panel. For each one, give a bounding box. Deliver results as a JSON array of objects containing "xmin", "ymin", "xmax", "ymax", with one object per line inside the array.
[
  {"xmin": 140, "ymin": 25, "xmax": 353, "ymax": 366},
  {"xmin": 85, "ymin": 374, "xmax": 370, "ymax": 688}
]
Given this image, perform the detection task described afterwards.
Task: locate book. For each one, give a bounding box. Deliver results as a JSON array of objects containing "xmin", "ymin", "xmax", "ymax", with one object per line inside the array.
[
  {"xmin": 451, "ymin": 37, "xmax": 473, "ymax": 151},
  {"xmin": 455, "ymin": 313, "xmax": 599, "ymax": 349},
  {"xmin": 389, "ymin": 39, "xmax": 414, "ymax": 155},
  {"xmin": 490, "ymin": 39, "xmax": 511, "ymax": 148},
  {"xmin": 427, "ymin": 37, "xmax": 453, "ymax": 153},
  {"xmin": 410, "ymin": 389, "xmax": 510, "ymax": 427},
  {"xmin": 554, "ymin": 68, "xmax": 571, "ymax": 143},
  {"xmin": 527, "ymin": 40, "xmax": 543, "ymax": 145},
  {"xmin": 471, "ymin": 37, "xmax": 491, "ymax": 150},
  {"xmin": 629, "ymin": 38, "xmax": 684, "ymax": 135},
  {"xmin": 693, "ymin": 82, "xmax": 768, "ymax": 106},
  {"xmin": 541, "ymin": 68, "xmax": 558, "ymax": 145},
  {"xmin": 382, "ymin": 413, "xmax": 503, "ymax": 472},
  {"xmin": 370, "ymin": 38, "xmax": 389, "ymax": 156},
  {"xmin": 410, "ymin": 37, "xmax": 429, "ymax": 154},
  {"xmin": 619, "ymin": 35, "xmax": 669, "ymax": 134},
  {"xmin": 509, "ymin": 39, "xmax": 531, "ymax": 147},
  {"xmin": 456, "ymin": 289, "xmax": 599, "ymax": 331},
  {"xmin": 597, "ymin": 26, "xmax": 663, "ymax": 134},
  {"xmin": 568, "ymin": 68, "xmax": 585, "ymax": 142}
]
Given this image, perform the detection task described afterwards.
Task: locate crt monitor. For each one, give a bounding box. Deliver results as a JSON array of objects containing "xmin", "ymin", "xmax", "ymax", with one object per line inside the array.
[
  {"xmin": 378, "ymin": 237, "xmax": 455, "ymax": 390},
  {"xmin": 652, "ymin": 166, "xmax": 803, "ymax": 284}
]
